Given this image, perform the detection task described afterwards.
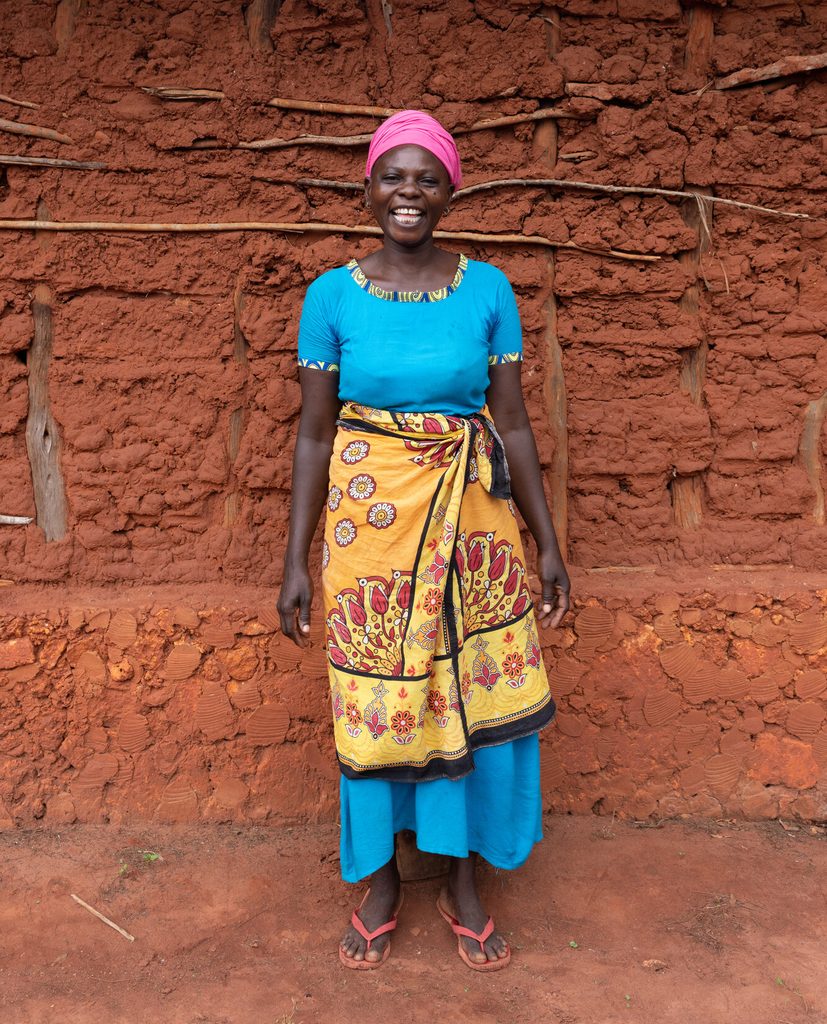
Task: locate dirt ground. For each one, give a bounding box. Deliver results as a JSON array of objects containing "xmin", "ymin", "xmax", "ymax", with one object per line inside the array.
[{"xmin": 2, "ymin": 816, "xmax": 825, "ymax": 1024}]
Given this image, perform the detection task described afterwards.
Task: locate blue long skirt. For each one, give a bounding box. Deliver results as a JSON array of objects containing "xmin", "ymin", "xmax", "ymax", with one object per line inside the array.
[{"xmin": 338, "ymin": 733, "xmax": 543, "ymax": 883}]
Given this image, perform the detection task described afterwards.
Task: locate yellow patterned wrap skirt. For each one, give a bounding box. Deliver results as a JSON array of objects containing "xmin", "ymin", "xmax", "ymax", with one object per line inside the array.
[{"xmin": 322, "ymin": 402, "xmax": 555, "ymax": 782}]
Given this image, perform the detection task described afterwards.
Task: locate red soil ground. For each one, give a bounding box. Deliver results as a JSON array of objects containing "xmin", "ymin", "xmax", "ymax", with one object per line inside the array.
[{"xmin": 3, "ymin": 816, "xmax": 825, "ymax": 1024}]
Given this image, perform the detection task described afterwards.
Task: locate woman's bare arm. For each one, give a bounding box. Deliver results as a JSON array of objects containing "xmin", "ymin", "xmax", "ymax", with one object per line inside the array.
[
  {"xmin": 277, "ymin": 368, "xmax": 340, "ymax": 645},
  {"xmin": 486, "ymin": 362, "xmax": 570, "ymax": 628}
]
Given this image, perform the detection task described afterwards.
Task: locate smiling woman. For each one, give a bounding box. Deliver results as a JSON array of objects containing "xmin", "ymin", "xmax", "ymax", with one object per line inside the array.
[{"xmin": 278, "ymin": 109, "xmax": 571, "ymax": 973}]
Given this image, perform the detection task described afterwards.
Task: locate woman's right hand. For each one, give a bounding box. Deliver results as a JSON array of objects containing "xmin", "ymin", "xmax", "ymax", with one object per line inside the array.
[{"xmin": 277, "ymin": 562, "xmax": 314, "ymax": 646}]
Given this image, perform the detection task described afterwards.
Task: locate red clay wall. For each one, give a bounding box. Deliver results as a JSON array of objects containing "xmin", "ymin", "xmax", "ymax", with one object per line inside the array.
[{"xmin": 1, "ymin": 0, "xmax": 826, "ymax": 826}]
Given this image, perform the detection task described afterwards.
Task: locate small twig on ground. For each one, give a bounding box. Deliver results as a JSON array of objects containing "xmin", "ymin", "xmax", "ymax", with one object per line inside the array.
[
  {"xmin": 0, "ymin": 515, "xmax": 32, "ymax": 525},
  {"xmin": 70, "ymin": 893, "xmax": 135, "ymax": 942},
  {"xmin": 0, "ymin": 117, "xmax": 73, "ymax": 144}
]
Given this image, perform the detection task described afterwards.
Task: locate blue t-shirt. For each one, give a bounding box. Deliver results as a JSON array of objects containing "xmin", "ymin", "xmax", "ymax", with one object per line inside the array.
[{"xmin": 297, "ymin": 254, "xmax": 522, "ymax": 416}]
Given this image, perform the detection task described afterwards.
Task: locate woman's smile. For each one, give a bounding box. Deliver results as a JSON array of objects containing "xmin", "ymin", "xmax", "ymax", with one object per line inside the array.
[{"xmin": 390, "ymin": 207, "xmax": 426, "ymax": 227}]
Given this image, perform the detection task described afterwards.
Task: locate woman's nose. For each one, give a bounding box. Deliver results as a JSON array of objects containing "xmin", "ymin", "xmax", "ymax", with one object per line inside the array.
[{"xmin": 397, "ymin": 177, "xmax": 421, "ymax": 196}]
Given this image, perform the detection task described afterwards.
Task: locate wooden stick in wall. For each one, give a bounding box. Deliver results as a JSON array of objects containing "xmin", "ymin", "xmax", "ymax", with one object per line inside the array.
[
  {"xmin": 240, "ymin": 107, "xmax": 588, "ymax": 150},
  {"xmin": 0, "ymin": 217, "xmax": 659, "ymax": 261},
  {"xmin": 0, "ymin": 153, "xmax": 107, "ymax": 170},
  {"xmin": 0, "ymin": 93, "xmax": 39, "ymax": 110},
  {"xmin": 251, "ymin": 172, "xmax": 812, "ymax": 221},
  {"xmin": 141, "ymin": 86, "xmax": 225, "ymax": 101},
  {"xmin": 0, "ymin": 118, "xmax": 74, "ymax": 144},
  {"xmin": 265, "ymin": 97, "xmax": 396, "ymax": 116}
]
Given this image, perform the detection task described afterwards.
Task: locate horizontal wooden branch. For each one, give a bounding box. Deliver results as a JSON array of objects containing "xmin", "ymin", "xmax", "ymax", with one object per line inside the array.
[
  {"xmin": 454, "ymin": 177, "xmax": 813, "ymax": 219},
  {"xmin": 0, "ymin": 153, "xmax": 107, "ymax": 170},
  {"xmin": 266, "ymin": 97, "xmax": 395, "ymax": 116},
  {"xmin": 240, "ymin": 107, "xmax": 587, "ymax": 151},
  {"xmin": 0, "ymin": 217, "xmax": 659, "ymax": 260},
  {"xmin": 0, "ymin": 117, "xmax": 73, "ymax": 144},
  {"xmin": 0, "ymin": 514, "xmax": 32, "ymax": 525},
  {"xmin": 142, "ymin": 86, "xmax": 225, "ymax": 101},
  {"xmin": 239, "ymin": 132, "xmax": 372, "ymax": 151},
  {"xmin": 0, "ymin": 93, "xmax": 39, "ymax": 110},
  {"xmin": 454, "ymin": 107, "xmax": 584, "ymax": 133},
  {"xmin": 716, "ymin": 51, "xmax": 827, "ymax": 89},
  {"xmin": 251, "ymin": 173, "xmax": 363, "ymax": 190},
  {"xmin": 252, "ymin": 172, "xmax": 813, "ymax": 220}
]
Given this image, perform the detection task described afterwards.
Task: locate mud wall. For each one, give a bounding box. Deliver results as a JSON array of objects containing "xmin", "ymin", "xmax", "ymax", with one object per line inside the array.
[{"xmin": 1, "ymin": 0, "xmax": 826, "ymax": 826}]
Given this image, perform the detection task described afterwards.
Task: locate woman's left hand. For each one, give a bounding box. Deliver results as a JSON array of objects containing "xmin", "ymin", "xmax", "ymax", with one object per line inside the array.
[{"xmin": 536, "ymin": 546, "xmax": 571, "ymax": 629}]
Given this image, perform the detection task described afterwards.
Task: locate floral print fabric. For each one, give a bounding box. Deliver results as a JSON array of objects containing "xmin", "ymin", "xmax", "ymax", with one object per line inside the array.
[{"xmin": 323, "ymin": 402, "xmax": 555, "ymax": 782}]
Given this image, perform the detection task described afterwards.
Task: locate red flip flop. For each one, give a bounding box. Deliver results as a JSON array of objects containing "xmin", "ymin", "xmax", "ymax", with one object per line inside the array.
[
  {"xmin": 339, "ymin": 887, "xmax": 404, "ymax": 970},
  {"xmin": 436, "ymin": 888, "xmax": 512, "ymax": 972}
]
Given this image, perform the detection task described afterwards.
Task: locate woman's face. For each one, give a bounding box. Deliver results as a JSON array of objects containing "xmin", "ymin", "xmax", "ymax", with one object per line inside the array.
[{"xmin": 365, "ymin": 144, "xmax": 453, "ymax": 247}]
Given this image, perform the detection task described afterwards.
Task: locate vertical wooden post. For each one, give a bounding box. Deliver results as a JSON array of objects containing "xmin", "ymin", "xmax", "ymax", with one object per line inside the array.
[
  {"xmin": 54, "ymin": 0, "xmax": 85, "ymax": 54},
  {"xmin": 26, "ymin": 284, "xmax": 68, "ymax": 541},
  {"xmin": 671, "ymin": 7, "xmax": 716, "ymax": 530},
  {"xmin": 800, "ymin": 393, "xmax": 827, "ymax": 525},
  {"xmin": 244, "ymin": 0, "xmax": 279, "ymax": 52},
  {"xmin": 225, "ymin": 281, "xmax": 250, "ymax": 526}
]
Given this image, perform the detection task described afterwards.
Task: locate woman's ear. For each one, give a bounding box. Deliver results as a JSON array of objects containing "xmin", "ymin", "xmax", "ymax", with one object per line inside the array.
[
  {"xmin": 444, "ymin": 184, "xmax": 455, "ymax": 216},
  {"xmin": 363, "ymin": 178, "xmax": 371, "ymax": 208}
]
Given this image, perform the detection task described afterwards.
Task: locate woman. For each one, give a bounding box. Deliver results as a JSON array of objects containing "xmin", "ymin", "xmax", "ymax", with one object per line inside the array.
[{"xmin": 278, "ymin": 110, "xmax": 570, "ymax": 972}]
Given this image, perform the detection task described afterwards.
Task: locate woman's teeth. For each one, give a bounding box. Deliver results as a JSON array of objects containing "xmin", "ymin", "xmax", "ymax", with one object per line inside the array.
[{"xmin": 391, "ymin": 209, "xmax": 424, "ymax": 225}]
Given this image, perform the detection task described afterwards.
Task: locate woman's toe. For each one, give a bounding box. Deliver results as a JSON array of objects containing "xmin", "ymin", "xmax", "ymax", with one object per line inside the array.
[{"xmin": 465, "ymin": 941, "xmax": 487, "ymax": 963}]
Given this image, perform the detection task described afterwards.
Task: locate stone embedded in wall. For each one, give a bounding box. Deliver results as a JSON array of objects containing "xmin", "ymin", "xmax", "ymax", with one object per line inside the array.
[
  {"xmin": 201, "ymin": 621, "xmax": 236, "ymax": 649},
  {"xmin": 73, "ymin": 650, "xmax": 106, "ymax": 684},
  {"xmin": 72, "ymin": 753, "xmax": 119, "ymax": 793},
  {"xmin": 117, "ymin": 712, "xmax": 150, "ymax": 753},
  {"xmin": 218, "ymin": 643, "xmax": 259, "ymax": 680},
  {"xmin": 788, "ymin": 612, "xmax": 827, "ymax": 655},
  {"xmin": 812, "ymin": 731, "xmax": 827, "ymax": 769},
  {"xmin": 660, "ymin": 642, "xmax": 701, "ymax": 679},
  {"xmin": 795, "ymin": 669, "xmax": 827, "ymax": 701},
  {"xmin": 195, "ymin": 682, "xmax": 236, "ymax": 741},
  {"xmin": 0, "ymin": 637, "xmax": 35, "ymax": 670},
  {"xmin": 163, "ymin": 643, "xmax": 201, "ymax": 680},
  {"xmin": 546, "ymin": 653, "xmax": 584, "ymax": 698},
  {"xmin": 245, "ymin": 704, "xmax": 290, "ymax": 745},
  {"xmin": 212, "ymin": 777, "xmax": 249, "ymax": 809},
  {"xmin": 107, "ymin": 609, "xmax": 137, "ymax": 649},
  {"xmin": 785, "ymin": 702, "xmax": 826, "ymax": 743},
  {"xmin": 156, "ymin": 775, "xmax": 199, "ymax": 823},
  {"xmin": 704, "ymin": 753, "xmax": 741, "ymax": 796},
  {"xmin": 749, "ymin": 733, "xmax": 819, "ymax": 790}
]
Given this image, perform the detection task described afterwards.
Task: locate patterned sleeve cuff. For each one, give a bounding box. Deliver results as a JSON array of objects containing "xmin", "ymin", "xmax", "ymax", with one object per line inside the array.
[
  {"xmin": 488, "ymin": 352, "xmax": 522, "ymax": 366},
  {"xmin": 299, "ymin": 358, "xmax": 340, "ymax": 372}
]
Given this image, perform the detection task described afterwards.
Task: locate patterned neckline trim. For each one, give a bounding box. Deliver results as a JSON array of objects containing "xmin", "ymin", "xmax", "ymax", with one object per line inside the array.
[{"xmin": 346, "ymin": 253, "xmax": 468, "ymax": 303}]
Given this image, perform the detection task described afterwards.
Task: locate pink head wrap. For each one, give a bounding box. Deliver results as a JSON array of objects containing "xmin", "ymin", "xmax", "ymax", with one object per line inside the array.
[{"xmin": 365, "ymin": 109, "xmax": 462, "ymax": 189}]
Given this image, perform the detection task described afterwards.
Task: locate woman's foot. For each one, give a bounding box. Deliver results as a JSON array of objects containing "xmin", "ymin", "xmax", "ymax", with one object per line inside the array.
[
  {"xmin": 339, "ymin": 856, "xmax": 401, "ymax": 964},
  {"xmin": 445, "ymin": 855, "xmax": 510, "ymax": 965}
]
